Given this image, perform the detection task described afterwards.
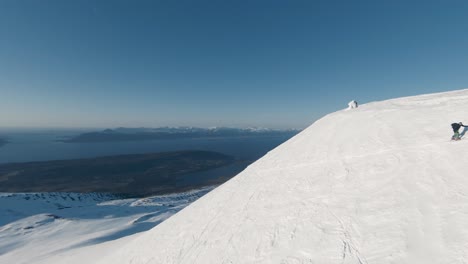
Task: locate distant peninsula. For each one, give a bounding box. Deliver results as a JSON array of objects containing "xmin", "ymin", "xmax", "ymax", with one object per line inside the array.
[
  {"xmin": 63, "ymin": 127, "xmax": 300, "ymax": 143},
  {"xmin": 0, "ymin": 139, "xmax": 7, "ymax": 147},
  {"xmin": 0, "ymin": 150, "xmax": 235, "ymax": 196}
]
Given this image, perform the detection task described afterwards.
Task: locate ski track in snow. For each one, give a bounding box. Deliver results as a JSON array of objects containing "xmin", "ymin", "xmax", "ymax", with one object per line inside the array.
[{"xmin": 4, "ymin": 89, "xmax": 468, "ymax": 263}]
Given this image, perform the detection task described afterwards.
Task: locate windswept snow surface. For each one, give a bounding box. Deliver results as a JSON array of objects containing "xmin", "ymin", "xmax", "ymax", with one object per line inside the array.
[
  {"xmin": 95, "ymin": 89, "xmax": 468, "ymax": 264},
  {"xmin": 0, "ymin": 188, "xmax": 214, "ymax": 264}
]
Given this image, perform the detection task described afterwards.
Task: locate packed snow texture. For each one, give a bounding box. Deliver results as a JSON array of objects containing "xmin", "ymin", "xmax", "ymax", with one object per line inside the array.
[{"xmin": 98, "ymin": 89, "xmax": 468, "ymax": 264}]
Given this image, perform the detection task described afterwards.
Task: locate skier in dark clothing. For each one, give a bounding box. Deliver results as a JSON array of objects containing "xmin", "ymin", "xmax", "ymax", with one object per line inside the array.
[{"xmin": 451, "ymin": 122, "xmax": 467, "ymax": 140}]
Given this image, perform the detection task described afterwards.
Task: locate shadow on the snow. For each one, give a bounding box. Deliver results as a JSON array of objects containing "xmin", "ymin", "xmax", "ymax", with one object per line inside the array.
[
  {"xmin": 68, "ymin": 221, "xmax": 158, "ymax": 248},
  {"xmin": 46, "ymin": 211, "xmax": 172, "ymax": 257}
]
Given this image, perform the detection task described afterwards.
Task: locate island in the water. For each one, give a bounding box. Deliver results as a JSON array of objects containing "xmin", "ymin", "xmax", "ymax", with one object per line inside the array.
[
  {"xmin": 0, "ymin": 150, "xmax": 235, "ymax": 196},
  {"xmin": 64, "ymin": 127, "xmax": 300, "ymax": 143},
  {"xmin": 0, "ymin": 139, "xmax": 7, "ymax": 147}
]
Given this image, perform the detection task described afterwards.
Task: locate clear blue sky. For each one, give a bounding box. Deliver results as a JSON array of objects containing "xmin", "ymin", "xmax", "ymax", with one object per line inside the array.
[{"xmin": 1, "ymin": 0, "xmax": 468, "ymax": 129}]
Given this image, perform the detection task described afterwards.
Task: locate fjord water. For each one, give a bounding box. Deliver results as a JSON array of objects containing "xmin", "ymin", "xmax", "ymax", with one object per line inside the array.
[{"xmin": 0, "ymin": 130, "xmax": 294, "ymax": 164}]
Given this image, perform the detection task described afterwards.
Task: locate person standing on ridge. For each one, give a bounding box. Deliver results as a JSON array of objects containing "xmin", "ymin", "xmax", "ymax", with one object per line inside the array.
[
  {"xmin": 348, "ymin": 100, "xmax": 358, "ymax": 109},
  {"xmin": 451, "ymin": 122, "xmax": 467, "ymax": 140}
]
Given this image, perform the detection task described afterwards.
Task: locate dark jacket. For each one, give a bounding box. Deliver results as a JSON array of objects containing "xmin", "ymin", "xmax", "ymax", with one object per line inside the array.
[{"xmin": 452, "ymin": 123, "xmax": 467, "ymax": 132}]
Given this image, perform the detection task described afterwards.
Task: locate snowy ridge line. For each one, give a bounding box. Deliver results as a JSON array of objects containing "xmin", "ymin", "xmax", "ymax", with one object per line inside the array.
[
  {"xmin": 0, "ymin": 192, "xmax": 118, "ymax": 201},
  {"xmin": 0, "ymin": 186, "xmax": 216, "ymax": 204}
]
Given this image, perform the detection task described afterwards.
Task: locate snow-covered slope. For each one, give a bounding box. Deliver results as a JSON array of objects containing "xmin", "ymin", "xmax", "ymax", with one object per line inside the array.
[{"xmin": 96, "ymin": 89, "xmax": 468, "ymax": 264}]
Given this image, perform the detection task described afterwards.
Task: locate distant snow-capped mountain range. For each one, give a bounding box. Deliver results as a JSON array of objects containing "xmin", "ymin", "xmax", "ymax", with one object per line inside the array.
[
  {"xmin": 64, "ymin": 127, "xmax": 300, "ymax": 143},
  {"xmin": 105, "ymin": 126, "xmax": 300, "ymax": 134}
]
